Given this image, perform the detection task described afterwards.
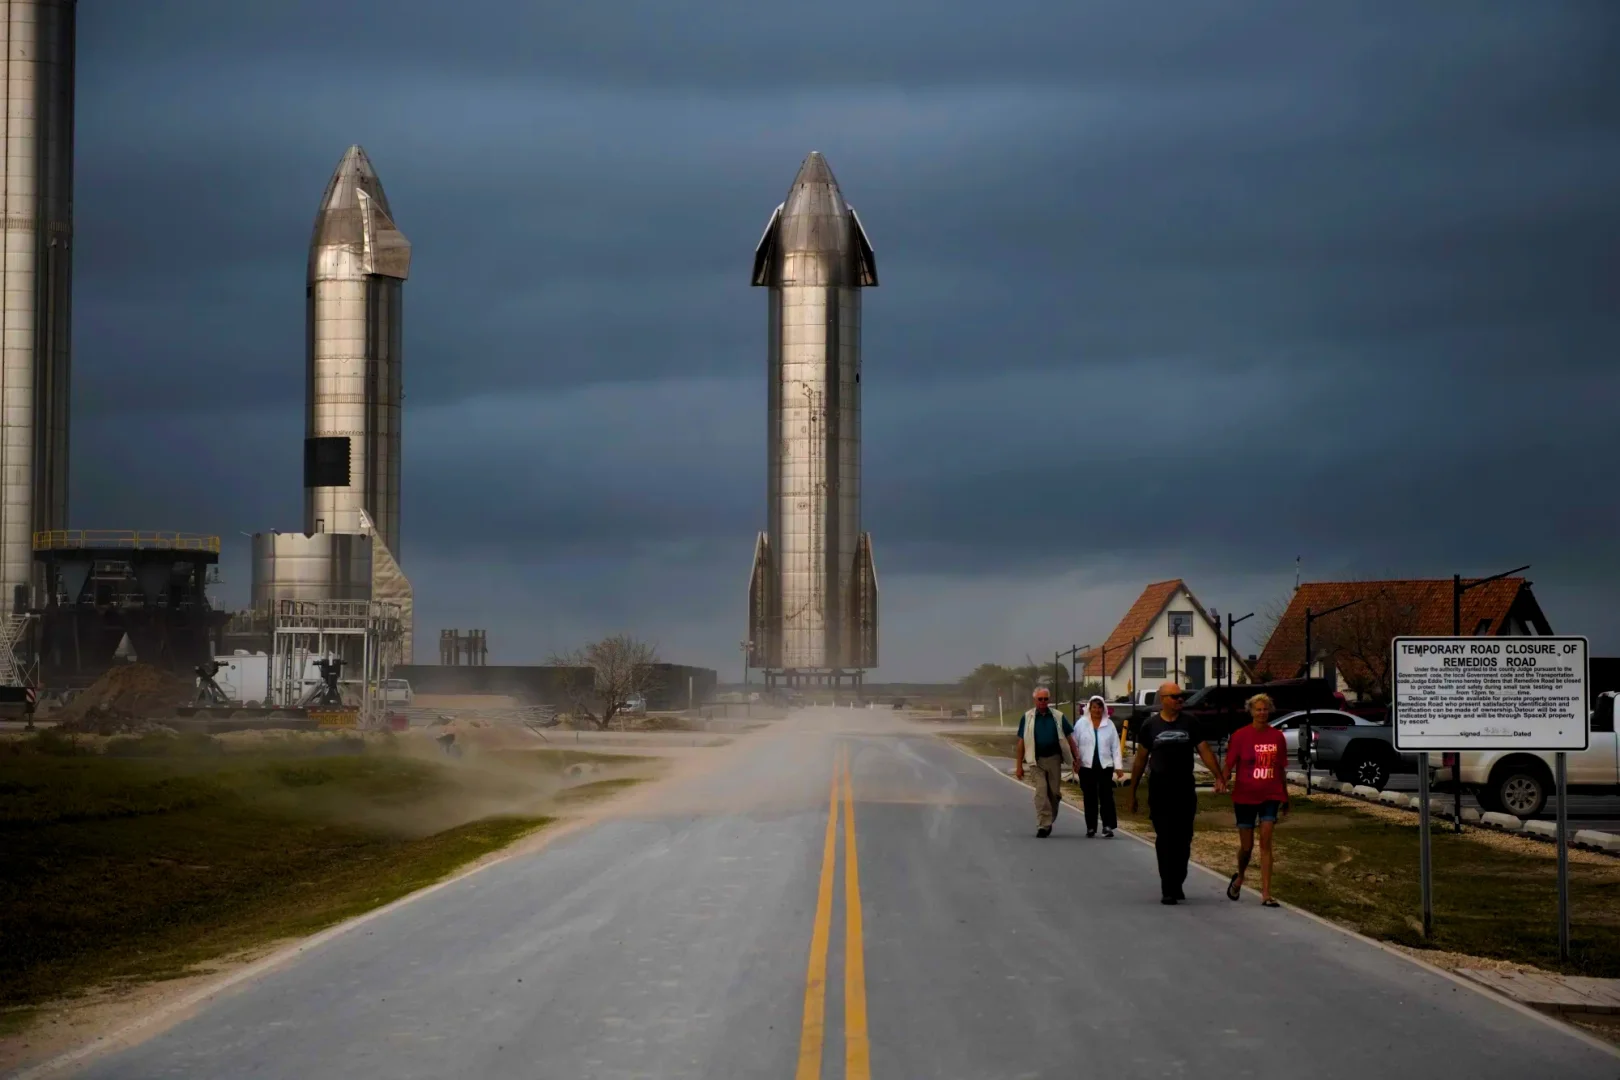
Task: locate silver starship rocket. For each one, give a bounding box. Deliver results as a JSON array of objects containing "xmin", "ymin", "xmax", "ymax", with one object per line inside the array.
[
  {"xmin": 747, "ymin": 151, "xmax": 878, "ymax": 686},
  {"xmin": 304, "ymin": 144, "xmax": 410, "ymax": 558}
]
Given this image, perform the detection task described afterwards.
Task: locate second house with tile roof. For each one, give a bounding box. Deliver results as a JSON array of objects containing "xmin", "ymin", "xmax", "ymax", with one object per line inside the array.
[{"xmin": 1079, "ymin": 580, "xmax": 1254, "ymax": 700}]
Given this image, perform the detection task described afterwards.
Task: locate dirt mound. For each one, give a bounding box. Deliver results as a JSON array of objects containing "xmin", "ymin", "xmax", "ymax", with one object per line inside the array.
[{"xmin": 55, "ymin": 664, "xmax": 195, "ymax": 733}]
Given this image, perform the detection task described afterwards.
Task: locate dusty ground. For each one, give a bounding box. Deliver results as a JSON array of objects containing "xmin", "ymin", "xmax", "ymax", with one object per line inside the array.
[{"xmin": 0, "ymin": 716, "xmax": 767, "ymax": 1077}]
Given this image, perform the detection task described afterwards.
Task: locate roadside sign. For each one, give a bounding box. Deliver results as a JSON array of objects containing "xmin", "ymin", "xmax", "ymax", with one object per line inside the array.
[
  {"xmin": 1392, "ymin": 636, "xmax": 1588, "ymax": 752},
  {"xmin": 312, "ymin": 708, "xmax": 359, "ymax": 729}
]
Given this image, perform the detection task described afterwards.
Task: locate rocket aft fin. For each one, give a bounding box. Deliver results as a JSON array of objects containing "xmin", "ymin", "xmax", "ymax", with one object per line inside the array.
[
  {"xmin": 747, "ymin": 532, "xmax": 776, "ymax": 668},
  {"xmin": 847, "ymin": 532, "xmax": 878, "ymax": 670}
]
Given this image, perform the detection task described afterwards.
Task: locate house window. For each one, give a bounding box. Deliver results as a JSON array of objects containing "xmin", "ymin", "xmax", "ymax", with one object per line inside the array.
[
  {"xmin": 1474, "ymin": 618, "xmax": 1492, "ymax": 635},
  {"xmin": 1141, "ymin": 658, "xmax": 1167, "ymax": 679},
  {"xmin": 1212, "ymin": 656, "xmax": 1227, "ymax": 680},
  {"xmin": 1168, "ymin": 611, "xmax": 1194, "ymax": 637}
]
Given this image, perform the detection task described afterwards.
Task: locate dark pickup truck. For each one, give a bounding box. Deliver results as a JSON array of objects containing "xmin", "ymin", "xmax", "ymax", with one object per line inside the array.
[
  {"xmin": 1178, "ymin": 679, "xmax": 1371, "ymax": 742},
  {"xmin": 1304, "ymin": 715, "xmax": 1417, "ymax": 790}
]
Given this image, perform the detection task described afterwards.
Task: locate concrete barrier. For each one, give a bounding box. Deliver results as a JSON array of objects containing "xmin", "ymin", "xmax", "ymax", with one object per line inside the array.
[
  {"xmin": 1524, "ymin": 821, "xmax": 1558, "ymax": 839},
  {"xmin": 1338, "ymin": 783, "xmax": 1357, "ymax": 795},
  {"xmin": 1352, "ymin": 784, "xmax": 1381, "ymax": 799},
  {"xmin": 1286, "ymin": 771, "xmax": 1307, "ymax": 786},
  {"xmin": 1481, "ymin": 812, "xmax": 1524, "ymax": 831},
  {"xmin": 1574, "ymin": 830, "xmax": 1620, "ymax": 852},
  {"xmin": 1461, "ymin": 808, "xmax": 1482, "ymax": 824},
  {"xmin": 1377, "ymin": 790, "xmax": 1406, "ymax": 806}
]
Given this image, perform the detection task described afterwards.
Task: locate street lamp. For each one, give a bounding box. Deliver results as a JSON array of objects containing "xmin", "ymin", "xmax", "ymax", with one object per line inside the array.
[
  {"xmin": 1226, "ymin": 611, "xmax": 1254, "ymax": 687},
  {"xmin": 1128, "ymin": 633, "xmax": 1155, "ymax": 751},
  {"xmin": 1057, "ymin": 645, "xmax": 1083, "ymax": 713},
  {"xmin": 1302, "ymin": 599, "xmax": 1363, "ymax": 794},
  {"xmin": 1447, "ymin": 565, "xmax": 1531, "ymax": 830}
]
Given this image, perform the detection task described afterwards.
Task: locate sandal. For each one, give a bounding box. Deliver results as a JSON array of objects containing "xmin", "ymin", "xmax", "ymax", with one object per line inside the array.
[
  {"xmin": 1226, "ymin": 873, "xmax": 1243, "ymax": 901},
  {"xmin": 1262, "ymin": 898, "xmax": 1280, "ymax": 908}
]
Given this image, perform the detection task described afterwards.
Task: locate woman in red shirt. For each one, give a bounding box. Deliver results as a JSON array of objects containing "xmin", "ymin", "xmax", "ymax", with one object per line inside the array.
[{"xmin": 1224, "ymin": 693, "xmax": 1289, "ymax": 907}]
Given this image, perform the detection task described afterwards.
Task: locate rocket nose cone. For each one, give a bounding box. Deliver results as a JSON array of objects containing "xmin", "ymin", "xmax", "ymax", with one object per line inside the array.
[
  {"xmin": 321, "ymin": 145, "xmax": 385, "ymax": 212},
  {"xmin": 790, "ymin": 151, "xmax": 838, "ymax": 192}
]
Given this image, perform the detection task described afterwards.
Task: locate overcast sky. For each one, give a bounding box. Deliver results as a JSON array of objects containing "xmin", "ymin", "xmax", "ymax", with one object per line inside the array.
[{"xmin": 73, "ymin": 2, "xmax": 1619, "ymax": 680}]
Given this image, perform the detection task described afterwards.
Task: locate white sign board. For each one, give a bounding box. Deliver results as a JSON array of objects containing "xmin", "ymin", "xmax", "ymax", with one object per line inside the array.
[{"xmin": 1392, "ymin": 636, "xmax": 1588, "ymax": 752}]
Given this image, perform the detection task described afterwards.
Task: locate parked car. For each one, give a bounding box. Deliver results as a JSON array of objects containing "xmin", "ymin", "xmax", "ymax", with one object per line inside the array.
[
  {"xmin": 1431, "ymin": 690, "xmax": 1620, "ymax": 818},
  {"xmin": 1180, "ymin": 679, "xmax": 1344, "ymax": 742},
  {"xmin": 621, "ymin": 694, "xmax": 647, "ymax": 715},
  {"xmin": 1270, "ymin": 708, "xmax": 1383, "ymax": 760},
  {"xmin": 1308, "ymin": 717, "xmax": 1421, "ymax": 790}
]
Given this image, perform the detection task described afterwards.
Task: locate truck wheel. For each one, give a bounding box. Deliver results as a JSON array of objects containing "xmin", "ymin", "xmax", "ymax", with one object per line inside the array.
[
  {"xmin": 1490, "ymin": 763, "xmax": 1549, "ymax": 818},
  {"xmin": 1341, "ymin": 749, "xmax": 1391, "ymax": 791}
]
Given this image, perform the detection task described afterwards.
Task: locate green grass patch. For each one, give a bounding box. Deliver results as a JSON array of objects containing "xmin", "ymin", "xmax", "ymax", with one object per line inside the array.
[
  {"xmin": 554, "ymin": 777, "xmax": 644, "ymax": 806},
  {"xmin": 945, "ymin": 730, "xmax": 1620, "ymax": 975},
  {"xmin": 942, "ymin": 731, "xmax": 1018, "ymax": 758},
  {"xmin": 0, "ymin": 740, "xmax": 551, "ymax": 1010}
]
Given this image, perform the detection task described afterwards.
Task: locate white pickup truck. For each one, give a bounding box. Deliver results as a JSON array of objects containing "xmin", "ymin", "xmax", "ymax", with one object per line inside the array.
[{"xmin": 1433, "ymin": 690, "xmax": 1619, "ymax": 818}]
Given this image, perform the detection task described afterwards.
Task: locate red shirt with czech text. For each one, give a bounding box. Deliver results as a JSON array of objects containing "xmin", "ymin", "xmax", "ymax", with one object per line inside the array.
[{"xmin": 1225, "ymin": 725, "xmax": 1289, "ymax": 805}]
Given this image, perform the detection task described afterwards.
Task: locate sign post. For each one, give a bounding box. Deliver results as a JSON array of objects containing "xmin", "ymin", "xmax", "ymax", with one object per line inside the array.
[{"xmin": 1393, "ymin": 635, "xmax": 1587, "ymax": 955}]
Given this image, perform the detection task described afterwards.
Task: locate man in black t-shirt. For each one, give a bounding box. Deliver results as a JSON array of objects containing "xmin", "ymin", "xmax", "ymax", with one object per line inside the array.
[{"xmin": 1127, "ymin": 681, "xmax": 1227, "ymax": 904}]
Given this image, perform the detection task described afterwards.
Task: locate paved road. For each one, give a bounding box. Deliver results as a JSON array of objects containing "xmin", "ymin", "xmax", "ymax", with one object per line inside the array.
[{"xmin": 58, "ymin": 709, "xmax": 1616, "ymax": 1079}]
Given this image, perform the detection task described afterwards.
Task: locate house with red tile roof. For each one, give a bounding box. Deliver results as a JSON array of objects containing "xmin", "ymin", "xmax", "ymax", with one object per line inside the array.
[
  {"xmin": 1253, "ymin": 578, "xmax": 1553, "ymax": 701},
  {"xmin": 1078, "ymin": 580, "xmax": 1254, "ymax": 699}
]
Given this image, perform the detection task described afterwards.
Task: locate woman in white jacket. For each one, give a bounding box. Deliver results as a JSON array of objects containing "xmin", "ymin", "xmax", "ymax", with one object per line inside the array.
[{"xmin": 1074, "ymin": 695, "xmax": 1124, "ymax": 837}]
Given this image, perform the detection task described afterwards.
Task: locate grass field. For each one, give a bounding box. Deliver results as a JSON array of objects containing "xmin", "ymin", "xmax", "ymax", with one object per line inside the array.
[
  {"xmin": 0, "ymin": 732, "xmax": 651, "ymax": 1016},
  {"xmin": 944, "ymin": 731, "xmax": 1620, "ymax": 976}
]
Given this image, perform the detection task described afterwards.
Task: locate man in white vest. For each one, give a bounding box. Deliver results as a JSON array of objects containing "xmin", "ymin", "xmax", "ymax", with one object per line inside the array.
[{"xmin": 1014, "ymin": 687, "xmax": 1081, "ymax": 837}]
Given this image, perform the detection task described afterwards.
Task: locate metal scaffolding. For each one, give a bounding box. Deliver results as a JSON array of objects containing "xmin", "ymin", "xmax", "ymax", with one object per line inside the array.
[{"xmin": 270, "ymin": 599, "xmax": 403, "ymax": 726}]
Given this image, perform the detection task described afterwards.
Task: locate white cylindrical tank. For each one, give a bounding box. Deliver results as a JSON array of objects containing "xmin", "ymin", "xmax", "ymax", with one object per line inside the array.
[{"xmin": 0, "ymin": 1, "xmax": 75, "ymax": 611}]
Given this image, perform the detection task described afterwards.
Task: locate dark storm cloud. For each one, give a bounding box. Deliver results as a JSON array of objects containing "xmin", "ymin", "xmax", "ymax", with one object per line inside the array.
[{"xmin": 69, "ymin": 2, "xmax": 1620, "ymax": 673}]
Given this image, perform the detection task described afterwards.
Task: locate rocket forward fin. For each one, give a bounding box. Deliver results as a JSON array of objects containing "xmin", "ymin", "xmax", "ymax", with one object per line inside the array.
[
  {"xmin": 848, "ymin": 207, "xmax": 878, "ymax": 287},
  {"xmin": 751, "ymin": 203, "xmax": 784, "ymax": 287},
  {"xmin": 847, "ymin": 532, "xmax": 878, "ymax": 670}
]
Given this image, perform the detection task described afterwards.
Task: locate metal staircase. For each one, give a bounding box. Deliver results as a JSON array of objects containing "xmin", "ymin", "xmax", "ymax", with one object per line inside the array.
[{"xmin": 0, "ymin": 613, "xmax": 37, "ymax": 688}]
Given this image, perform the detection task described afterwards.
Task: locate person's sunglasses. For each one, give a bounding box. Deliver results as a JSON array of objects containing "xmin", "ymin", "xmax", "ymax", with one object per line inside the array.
[{"xmin": 1162, "ymin": 693, "xmax": 1187, "ymax": 701}]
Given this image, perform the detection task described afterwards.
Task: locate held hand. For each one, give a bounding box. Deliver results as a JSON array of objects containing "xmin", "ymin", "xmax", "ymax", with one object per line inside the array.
[{"xmin": 1213, "ymin": 777, "xmax": 1228, "ymax": 795}]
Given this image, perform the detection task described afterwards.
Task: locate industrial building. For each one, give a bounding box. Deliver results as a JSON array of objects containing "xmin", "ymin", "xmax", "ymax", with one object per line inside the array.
[
  {"xmin": 746, "ymin": 151, "xmax": 879, "ymax": 691},
  {"xmin": 0, "ymin": 4, "xmax": 232, "ymax": 691}
]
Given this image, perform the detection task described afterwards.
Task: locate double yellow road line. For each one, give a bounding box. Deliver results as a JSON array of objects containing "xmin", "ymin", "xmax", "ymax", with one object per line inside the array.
[{"xmin": 795, "ymin": 744, "xmax": 870, "ymax": 1080}]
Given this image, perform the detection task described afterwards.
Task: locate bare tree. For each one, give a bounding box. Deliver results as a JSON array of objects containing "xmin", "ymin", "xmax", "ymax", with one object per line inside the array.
[
  {"xmin": 550, "ymin": 634, "xmax": 661, "ymax": 730},
  {"xmin": 1317, "ymin": 588, "xmax": 1422, "ymax": 702},
  {"xmin": 1253, "ymin": 589, "xmax": 1296, "ymax": 651}
]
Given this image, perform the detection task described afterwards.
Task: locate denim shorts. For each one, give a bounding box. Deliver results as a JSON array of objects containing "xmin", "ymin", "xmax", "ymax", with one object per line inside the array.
[{"xmin": 1234, "ymin": 800, "xmax": 1282, "ymax": 828}]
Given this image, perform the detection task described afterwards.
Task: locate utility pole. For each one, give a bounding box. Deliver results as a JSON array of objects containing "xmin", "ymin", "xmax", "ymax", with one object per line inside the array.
[{"xmin": 1303, "ymin": 598, "xmax": 1363, "ymax": 794}]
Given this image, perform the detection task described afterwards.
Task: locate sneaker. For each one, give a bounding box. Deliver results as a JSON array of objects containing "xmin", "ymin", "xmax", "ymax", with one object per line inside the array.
[
  {"xmin": 1085, "ymin": 830, "xmax": 1096, "ymax": 838},
  {"xmin": 1101, "ymin": 827, "xmax": 1114, "ymax": 838},
  {"xmin": 1160, "ymin": 896, "xmax": 1179, "ymax": 905},
  {"xmin": 1036, "ymin": 826, "xmax": 1052, "ymax": 838}
]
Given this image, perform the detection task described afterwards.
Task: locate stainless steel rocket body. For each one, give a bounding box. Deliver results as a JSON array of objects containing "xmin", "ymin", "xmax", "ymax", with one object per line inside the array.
[
  {"xmin": 0, "ymin": 0, "xmax": 74, "ymax": 610},
  {"xmin": 304, "ymin": 146, "xmax": 409, "ymax": 558},
  {"xmin": 748, "ymin": 153, "xmax": 878, "ymax": 675}
]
